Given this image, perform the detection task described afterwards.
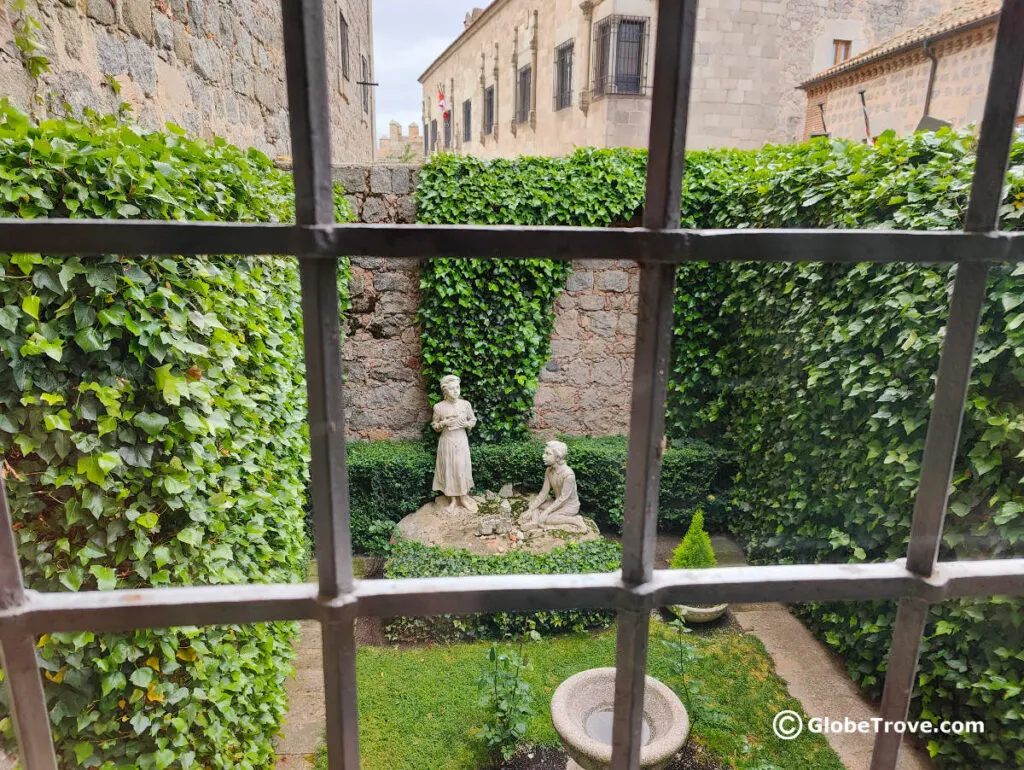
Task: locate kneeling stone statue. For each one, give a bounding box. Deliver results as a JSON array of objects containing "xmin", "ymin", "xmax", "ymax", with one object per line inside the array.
[{"xmin": 520, "ymin": 440, "xmax": 590, "ymax": 535}]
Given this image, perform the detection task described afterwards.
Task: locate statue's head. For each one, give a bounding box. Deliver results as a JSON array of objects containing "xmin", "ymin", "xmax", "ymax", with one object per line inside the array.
[
  {"xmin": 440, "ymin": 374, "xmax": 461, "ymax": 400},
  {"xmin": 543, "ymin": 440, "xmax": 568, "ymax": 467}
]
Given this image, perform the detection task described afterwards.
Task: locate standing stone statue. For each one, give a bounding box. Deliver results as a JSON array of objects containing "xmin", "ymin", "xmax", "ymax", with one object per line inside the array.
[
  {"xmin": 432, "ymin": 374, "xmax": 478, "ymax": 513},
  {"xmin": 520, "ymin": 440, "xmax": 589, "ymax": 534}
]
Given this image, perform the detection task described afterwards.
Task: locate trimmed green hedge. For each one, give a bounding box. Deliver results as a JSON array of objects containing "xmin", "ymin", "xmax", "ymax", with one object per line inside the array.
[
  {"xmin": 0, "ymin": 104, "xmax": 352, "ymax": 768},
  {"xmin": 383, "ymin": 538, "xmax": 622, "ymax": 641},
  {"xmin": 346, "ymin": 436, "xmax": 730, "ymax": 552}
]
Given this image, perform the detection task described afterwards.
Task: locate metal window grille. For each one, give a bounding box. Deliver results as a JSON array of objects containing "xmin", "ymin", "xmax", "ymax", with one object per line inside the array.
[
  {"xmin": 517, "ymin": 64, "xmax": 532, "ymax": 124},
  {"xmin": 593, "ymin": 15, "xmax": 650, "ymax": 97},
  {"xmin": 484, "ymin": 86, "xmax": 495, "ymax": 135},
  {"xmin": 1, "ymin": 3, "xmax": 1023, "ymax": 770},
  {"xmin": 339, "ymin": 11, "xmax": 349, "ymax": 80},
  {"xmin": 360, "ymin": 55, "xmax": 369, "ymax": 113},
  {"xmin": 444, "ymin": 114, "xmax": 452, "ymax": 149},
  {"xmin": 554, "ymin": 40, "xmax": 574, "ymax": 111},
  {"xmin": 463, "ymin": 100, "xmax": 472, "ymax": 143},
  {"xmin": 430, "ymin": 118, "xmax": 437, "ymax": 152}
]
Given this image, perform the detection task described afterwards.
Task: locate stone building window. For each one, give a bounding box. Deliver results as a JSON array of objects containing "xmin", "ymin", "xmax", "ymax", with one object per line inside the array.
[
  {"xmin": 360, "ymin": 55, "xmax": 369, "ymax": 112},
  {"xmin": 339, "ymin": 11, "xmax": 349, "ymax": 80},
  {"xmin": 593, "ymin": 15, "xmax": 649, "ymax": 97},
  {"xmin": 833, "ymin": 39, "xmax": 851, "ymax": 65},
  {"xmin": 554, "ymin": 40, "xmax": 574, "ymax": 110},
  {"xmin": 444, "ymin": 114, "xmax": 452, "ymax": 148},
  {"xmin": 517, "ymin": 64, "xmax": 532, "ymax": 123},
  {"xmin": 484, "ymin": 86, "xmax": 495, "ymax": 135},
  {"xmin": 430, "ymin": 119, "xmax": 437, "ymax": 152},
  {"xmin": 463, "ymin": 99, "xmax": 472, "ymax": 143}
]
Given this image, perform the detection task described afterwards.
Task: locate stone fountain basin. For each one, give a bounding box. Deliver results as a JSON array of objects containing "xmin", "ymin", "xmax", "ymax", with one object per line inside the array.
[
  {"xmin": 551, "ymin": 668, "xmax": 689, "ymax": 770},
  {"xmin": 669, "ymin": 603, "xmax": 729, "ymax": 623}
]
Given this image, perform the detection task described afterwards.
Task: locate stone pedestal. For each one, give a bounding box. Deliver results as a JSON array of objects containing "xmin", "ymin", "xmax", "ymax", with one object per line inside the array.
[{"xmin": 395, "ymin": 492, "xmax": 600, "ymax": 556}]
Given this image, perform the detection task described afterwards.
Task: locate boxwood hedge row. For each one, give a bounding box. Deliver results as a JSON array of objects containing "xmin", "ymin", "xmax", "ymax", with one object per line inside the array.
[
  {"xmin": 0, "ymin": 104, "xmax": 352, "ymax": 768},
  {"xmin": 345, "ymin": 435, "xmax": 730, "ymax": 552}
]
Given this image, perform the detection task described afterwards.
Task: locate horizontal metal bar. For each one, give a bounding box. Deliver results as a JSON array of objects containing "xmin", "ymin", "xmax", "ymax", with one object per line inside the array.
[
  {"xmin": 3, "ymin": 559, "xmax": 1022, "ymax": 636},
  {"xmin": 1, "ymin": 219, "xmax": 1023, "ymax": 263}
]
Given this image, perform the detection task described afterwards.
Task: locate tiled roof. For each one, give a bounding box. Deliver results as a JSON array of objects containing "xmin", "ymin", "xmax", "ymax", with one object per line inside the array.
[{"xmin": 799, "ymin": 0, "xmax": 1001, "ymax": 88}]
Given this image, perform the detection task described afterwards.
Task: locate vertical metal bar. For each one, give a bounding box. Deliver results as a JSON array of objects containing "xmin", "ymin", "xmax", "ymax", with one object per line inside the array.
[
  {"xmin": 612, "ymin": 3, "xmax": 697, "ymax": 769},
  {"xmin": 869, "ymin": 599, "xmax": 930, "ymax": 770},
  {"xmin": 906, "ymin": 0, "xmax": 1024, "ymax": 578},
  {"xmin": 872, "ymin": 3, "xmax": 1024, "ymax": 768},
  {"xmin": 280, "ymin": 1, "xmax": 359, "ymax": 767},
  {"xmin": 0, "ymin": 477, "xmax": 59, "ymax": 770}
]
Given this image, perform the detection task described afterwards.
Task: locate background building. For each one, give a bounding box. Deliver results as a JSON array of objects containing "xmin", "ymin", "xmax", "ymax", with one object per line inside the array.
[
  {"xmin": 0, "ymin": 0, "xmax": 375, "ymax": 161},
  {"xmin": 418, "ymin": 0, "xmax": 942, "ymax": 158},
  {"xmin": 378, "ymin": 120, "xmax": 425, "ymax": 161},
  {"xmin": 800, "ymin": 0, "xmax": 1024, "ymax": 141}
]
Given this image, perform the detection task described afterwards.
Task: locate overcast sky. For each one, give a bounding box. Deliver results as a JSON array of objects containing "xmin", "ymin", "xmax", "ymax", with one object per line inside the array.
[{"xmin": 372, "ymin": 0, "xmax": 473, "ymax": 141}]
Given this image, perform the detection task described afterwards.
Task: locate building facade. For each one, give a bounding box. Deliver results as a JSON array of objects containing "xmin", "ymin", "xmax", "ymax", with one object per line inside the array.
[
  {"xmin": 378, "ymin": 121, "xmax": 425, "ymax": 162},
  {"xmin": 418, "ymin": 0, "xmax": 939, "ymax": 158},
  {"xmin": 799, "ymin": 0, "xmax": 1023, "ymax": 141},
  {"xmin": 0, "ymin": 0, "xmax": 375, "ymax": 161}
]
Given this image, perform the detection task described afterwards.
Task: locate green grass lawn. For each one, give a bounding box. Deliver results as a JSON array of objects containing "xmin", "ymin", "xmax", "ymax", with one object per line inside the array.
[{"xmin": 316, "ymin": 619, "xmax": 844, "ymax": 770}]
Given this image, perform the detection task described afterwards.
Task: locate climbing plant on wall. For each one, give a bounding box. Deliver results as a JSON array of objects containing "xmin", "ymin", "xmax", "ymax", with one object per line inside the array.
[
  {"xmin": 414, "ymin": 149, "xmax": 646, "ymax": 442},
  {"xmin": 0, "ymin": 102, "xmax": 353, "ymax": 768}
]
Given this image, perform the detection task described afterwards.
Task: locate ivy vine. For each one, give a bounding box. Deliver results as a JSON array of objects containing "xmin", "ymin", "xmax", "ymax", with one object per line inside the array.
[
  {"xmin": 0, "ymin": 102, "xmax": 352, "ymax": 768},
  {"xmin": 414, "ymin": 150, "xmax": 646, "ymax": 442}
]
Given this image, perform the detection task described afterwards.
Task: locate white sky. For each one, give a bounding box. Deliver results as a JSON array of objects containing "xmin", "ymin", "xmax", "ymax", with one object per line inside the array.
[{"xmin": 372, "ymin": 0, "xmax": 476, "ymax": 140}]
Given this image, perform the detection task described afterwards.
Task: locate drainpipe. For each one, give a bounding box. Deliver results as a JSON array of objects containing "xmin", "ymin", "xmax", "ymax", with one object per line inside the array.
[
  {"xmin": 922, "ymin": 39, "xmax": 939, "ymax": 119},
  {"xmin": 579, "ymin": 1, "xmax": 594, "ymax": 115}
]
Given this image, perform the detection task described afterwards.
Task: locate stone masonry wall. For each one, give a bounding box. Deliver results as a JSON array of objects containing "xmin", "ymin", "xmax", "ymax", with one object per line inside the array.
[
  {"xmin": 0, "ymin": 0, "xmax": 374, "ymax": 162},
  {"xmin": 333, "ymin": 163, "xmax": 639, "ymax": 440}
]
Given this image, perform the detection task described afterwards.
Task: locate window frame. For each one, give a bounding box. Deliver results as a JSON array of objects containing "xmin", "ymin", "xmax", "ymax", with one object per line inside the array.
[
  {"xmin": 339, "ymin": 10, "xmax": 350, "ymax": 80},
  {"xmin": 554, "ymin": 39, "xmax": 574, "ymax": 111},
  {"xmin": 517, "ymin": 63, "xmax": 532, "ymax": 124},
  {"xmin": 360, "ymin": 54, "xmax": 369, "ymax": 113},
  {"xmin": 463, "ymin": 99, "xmax": 472, "ymax": 143},
  {"xmin": 833, "ymin": 38, "xmax": 852, "ymax": 65},
  {"xmin": 1, "ymin": 3, "xmax": 1023, "ymax": 770},
  {"xmin": 483, "ymin": 85, "xmax": 495, "ymax": 136},
  {"xmin": 592, "ymin": 15, "xmax": 650, "ymax": 97}
]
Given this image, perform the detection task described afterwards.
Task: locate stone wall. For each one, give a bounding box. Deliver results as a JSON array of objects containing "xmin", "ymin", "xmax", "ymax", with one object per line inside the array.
[
  {"xmin": 0, "ymin": 0, "xmax": 374, "ymax": 162},
  {"xmin": 334, "ymin": 163, "xmax": 640, "ymax": 440}
]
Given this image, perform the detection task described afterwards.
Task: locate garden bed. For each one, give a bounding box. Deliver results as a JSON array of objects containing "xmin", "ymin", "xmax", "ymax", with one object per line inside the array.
[{"xmin": 313, "ymin": 621, "xmax": 844, "ymax": 770}]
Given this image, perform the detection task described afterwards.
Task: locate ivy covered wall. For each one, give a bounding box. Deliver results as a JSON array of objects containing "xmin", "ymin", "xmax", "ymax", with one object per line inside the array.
[{"xmin": 0, "ymin": 104, "xmax": 353, "ymax": 768}]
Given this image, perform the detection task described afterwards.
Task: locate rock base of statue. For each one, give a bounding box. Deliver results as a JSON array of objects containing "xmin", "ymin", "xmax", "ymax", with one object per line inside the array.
[{"xmin": 395, "ymin": 490, "xmax": 600, "ymax": 556}]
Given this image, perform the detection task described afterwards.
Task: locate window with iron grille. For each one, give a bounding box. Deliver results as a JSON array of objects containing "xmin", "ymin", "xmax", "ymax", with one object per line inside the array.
[
  {"xmin": 463, "ymin": 99, "xmax": 472, "ymax": 143},
  {"xmin": 554, "ymin": 40, "xmax": 574, "ymax": 110},
  {"xmin": 360, "ymin": 55, "xmax": 369, "ymax": 112},
  {"xmin": 430, "ymin": 118, "xmax": 437, "ymax": 152},
  {"xmin": 338, "ymin": 11, "xmax": 349, "ymax": 80},
  {"xmin": 444, "ymin": 113, "xmax": 452, "ymax": 148},
  {"xmin": 517, "ymin": 64, "xmax": 532, "ymax": 123},
  {"xmin": 593, "ymin": 15, "xmax": 650, "ymax": 96},
  {"xmin": 1, "ymin": 4, "xmax": 1023, "ymax": 770},
  {"xmin": 484, "ymin": 85, "xmax": 495, "ymax": 135}
]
